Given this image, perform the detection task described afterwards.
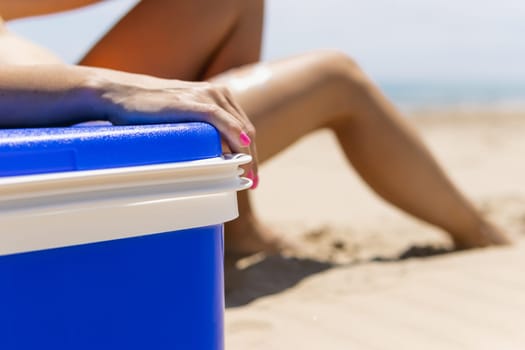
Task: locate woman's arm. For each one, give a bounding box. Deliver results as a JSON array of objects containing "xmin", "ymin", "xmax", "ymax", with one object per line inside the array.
[
  {"xmin": 0, "ymin": 64, "xmax": 105, "ymax": 126},
  {"xmin": 0, "ymin": 63, "xmax": 257, "ymax": 169},
  {"xmin": 0, "ymin": 1, "xmax": 103, "ymax": 20}
]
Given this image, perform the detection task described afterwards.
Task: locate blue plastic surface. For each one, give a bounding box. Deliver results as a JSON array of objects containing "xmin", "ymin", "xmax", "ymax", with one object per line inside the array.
[
  {"xmin": 0, "ymin": 225, "xmax": 225, "ymax": 350},
  {"xmin": 0, "ymin": 122, "xmax": 222, "ymax": 177},
  {"xmin": 0, "ymin": 123, "xmax": 226, "ymax": 349}
]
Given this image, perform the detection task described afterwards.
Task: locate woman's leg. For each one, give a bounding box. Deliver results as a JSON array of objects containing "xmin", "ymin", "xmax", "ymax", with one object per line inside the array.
[
  {"xmin": 79, "ymin": 0, "xmax": 263, "ymax": 80},
  {"xmin": 213, "ymin": 50, "xmax": 511, "ymax": 251},
  {"xmin": 78, "ymin": 1, "xmax": 509, "ymax": 252},
  {"xmin": 78, "ymin": 0, "xmax": 274, "ymax": 253}
]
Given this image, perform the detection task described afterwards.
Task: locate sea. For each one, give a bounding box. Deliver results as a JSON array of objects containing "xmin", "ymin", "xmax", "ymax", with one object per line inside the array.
[{"xmin": 378, "ymin": 81, "xmax": 525, "ymax": 112}]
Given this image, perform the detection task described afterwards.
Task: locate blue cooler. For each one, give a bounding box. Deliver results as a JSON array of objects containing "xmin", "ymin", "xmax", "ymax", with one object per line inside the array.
[{"xmin": 0, "ymin": 123, "xmax": 251, "ymax": 350}]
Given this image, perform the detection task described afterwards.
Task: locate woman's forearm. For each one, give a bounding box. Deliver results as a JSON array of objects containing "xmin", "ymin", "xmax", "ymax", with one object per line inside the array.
[
  {"xmin": 0, "ymin": 64, "xmax": 110, "ymax": 127},
  {"xmin": 0, "ymin": 63, "xmax": 225, "ymax": 126},
  {"xmin": 0, "ymin": 63, "xmax": 257, "ymax": 173},
  {"xmin": 0, "ymin": 63, "xmax": 195, "ymax": 127}
]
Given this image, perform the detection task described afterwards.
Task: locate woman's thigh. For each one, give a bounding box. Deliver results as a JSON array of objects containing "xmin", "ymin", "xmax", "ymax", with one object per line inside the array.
[{"xmin": 80, "ymin": 0, "xmax": 263, "ymax": 81}]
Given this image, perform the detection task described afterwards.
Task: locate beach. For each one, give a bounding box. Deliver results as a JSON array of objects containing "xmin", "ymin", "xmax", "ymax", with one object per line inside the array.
[
  {"xmin": 225, "ymin": 109, "xmax": 525, "ymax": 349},
  {"xmin": 2, "ymin": 1, "xmax": 525, "ymax": 348}
]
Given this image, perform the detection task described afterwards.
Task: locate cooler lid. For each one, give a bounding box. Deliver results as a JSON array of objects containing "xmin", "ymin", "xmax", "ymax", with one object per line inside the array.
[{"xmin": 0, "ymin": 122, "xmax": 222, "ymax": 177}]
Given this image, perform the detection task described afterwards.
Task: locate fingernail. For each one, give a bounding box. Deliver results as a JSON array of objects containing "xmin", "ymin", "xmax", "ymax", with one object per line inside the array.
[
  {"xmin": 240, "ymin": 131, "xmax": 251, "ymax": 147},
  {"xmin": 246, "ymin": 169, "xmax": 254, "ymax": 180},
  {"xmin": 251, "ymin": 175, "xmax": 259, "ymax": 190}
]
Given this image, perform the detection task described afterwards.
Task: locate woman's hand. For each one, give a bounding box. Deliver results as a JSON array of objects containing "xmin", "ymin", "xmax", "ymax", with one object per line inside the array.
[
  {"xmin": 0, "ymin": 64, "xmax": 258, "ymax": 185},
  {"xmin": 97, "ymin": 75, "xmax": 259, "ymax": 185}
]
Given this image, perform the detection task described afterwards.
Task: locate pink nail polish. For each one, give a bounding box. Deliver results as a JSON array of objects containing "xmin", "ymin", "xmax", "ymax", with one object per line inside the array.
[
  {"xmin": 246, "ymin": 169, "xmax": 254, "ymax": 180},
  {"xmin": 251, "ymin": 175, "xmax": 259, "ymax": 190},
  {"xmin": 240, "ymin": 131, "xmax": 251, "ymax": 147}
]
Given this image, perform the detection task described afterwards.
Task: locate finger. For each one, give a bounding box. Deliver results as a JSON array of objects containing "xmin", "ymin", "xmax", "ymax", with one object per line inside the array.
[
  {"xmin": 192, "ymin": 102, "xmax": 251, "ymax": 157},
  {"xmin": 221, "ymin": 92, "xmax": 259, "ymax": 188},
  {"xmin": 246, "ymin": 139, "xmax": 259, "ymax": 189},
  {"xmin": 213, "ymin": 96, "xmax": 255, "ymax": 179},
  {"xmin": 213, "ymin": 93, "xmax": 258, "ymax": 184}
]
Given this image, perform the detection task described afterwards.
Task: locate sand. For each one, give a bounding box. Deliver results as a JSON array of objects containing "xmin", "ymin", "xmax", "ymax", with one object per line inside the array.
[{"xmin": 225, "ymin": 109, "xmax": 525, "ymax": 349}]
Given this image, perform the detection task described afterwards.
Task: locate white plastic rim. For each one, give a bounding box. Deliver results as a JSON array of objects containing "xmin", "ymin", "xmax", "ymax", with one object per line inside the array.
[{"xmin": 0, "ymin": 154, "xmax": 252, "ymax": 256}]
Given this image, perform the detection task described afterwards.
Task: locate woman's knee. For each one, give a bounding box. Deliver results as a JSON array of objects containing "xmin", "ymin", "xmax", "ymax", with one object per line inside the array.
[
  {"xmin": 297, "ymin": 50, "xmax": 384, "ymax": 129},
  {"xmin": 307, "ymin": 50, "xmax": 370, "ymax": 89}
]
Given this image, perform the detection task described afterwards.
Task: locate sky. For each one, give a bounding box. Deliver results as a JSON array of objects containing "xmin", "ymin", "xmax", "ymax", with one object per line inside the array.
[{"xmin": 7, "ymin": 0, "xmax": 525, "ymax": 84}]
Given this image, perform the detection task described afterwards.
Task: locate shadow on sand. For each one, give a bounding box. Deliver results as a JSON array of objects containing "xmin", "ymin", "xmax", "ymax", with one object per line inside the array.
[
  {"xmin": 371, "ymin": 244, "xmax": 454, "ymax": 262},
  {"xmin": 225, "ymin": 255, "xmax": 332, "ymax": 308},
  {"xmin": 225, "ymin": 244, "xmax": 455, "ymax": 308}
]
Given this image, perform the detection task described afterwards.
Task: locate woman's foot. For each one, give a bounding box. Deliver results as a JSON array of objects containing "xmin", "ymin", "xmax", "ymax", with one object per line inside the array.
[
  {"xmin": 451, "ymin": 219, "xmax": 512, "ymax": 249},
  {"xmin": 224, "ymin": 215, "xmax": 290, "ymax": 257}
]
